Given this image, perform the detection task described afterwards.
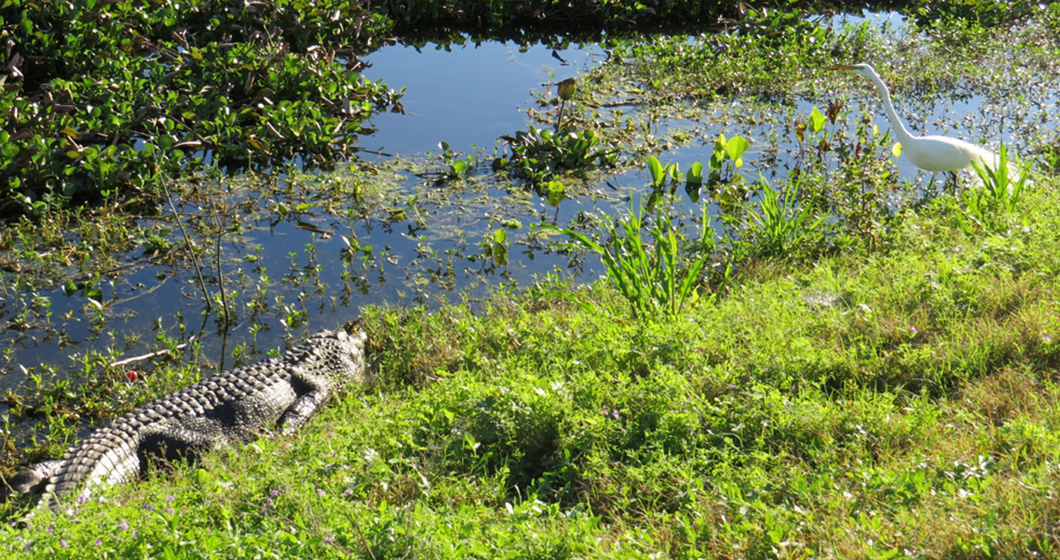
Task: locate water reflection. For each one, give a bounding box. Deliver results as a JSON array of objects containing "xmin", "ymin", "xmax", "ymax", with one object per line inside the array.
[{"xmin": 362, "ymin": 39, "xmax": 603, "ymax": 154}]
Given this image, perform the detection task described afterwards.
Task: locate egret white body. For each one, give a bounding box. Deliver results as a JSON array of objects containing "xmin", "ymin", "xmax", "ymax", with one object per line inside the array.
[{"xmin": 831, "ymin": 63, "xmax": 1010, "ymax": 178}]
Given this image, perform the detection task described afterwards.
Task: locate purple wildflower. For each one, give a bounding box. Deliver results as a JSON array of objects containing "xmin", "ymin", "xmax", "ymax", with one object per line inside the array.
[
  {"xmin": 94, "ymin": 538, "xmax": 102, "ymax": 547},
  {"xmin": 119, "ymin": 520, "xmax": 128, "ymax": 531},
  {"xmin": 60, "ymin": 540, "xmax": 68, "ymax": 549},
  {"xmin": 166, "ymin": 495, "xmax": 175, "ymax": 503}
]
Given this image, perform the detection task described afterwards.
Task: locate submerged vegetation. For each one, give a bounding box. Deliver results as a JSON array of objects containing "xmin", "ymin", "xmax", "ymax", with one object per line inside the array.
[{"xmin": 4, "ymin": 0, "xmax": 1060, "ymax": 557}]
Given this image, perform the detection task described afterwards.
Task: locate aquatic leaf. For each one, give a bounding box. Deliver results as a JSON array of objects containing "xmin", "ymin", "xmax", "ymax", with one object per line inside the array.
[
  {"xmin": 809, "ymin": 106, "xmax": 826, "ymax": 133},
  {"xmin": 647, "ymin": 155, "xmax": 665, "ymax": 186},
  {"xmin": 546, "ymin": 180, "xmax": 566, "ymax": 207},
  {"xmin": 687, "ymin": 161, "xmax": 704, "ymax": 184},
  {"xmin": 892, "ymin": 142, "xmax": 902, "ymax": 157},
  {"xmin": 668, "ymin": 161, "xmax": 682, "ymax": 182},
  {"xmin": 725, "ymin": 136, "xmax": 750, "ymax": 168}
]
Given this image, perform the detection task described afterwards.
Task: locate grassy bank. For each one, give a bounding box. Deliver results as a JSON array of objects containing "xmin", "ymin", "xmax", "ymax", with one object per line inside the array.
[{"xmin": 4, "ymin": 175, "xmax": 1060, "ymax": 557}]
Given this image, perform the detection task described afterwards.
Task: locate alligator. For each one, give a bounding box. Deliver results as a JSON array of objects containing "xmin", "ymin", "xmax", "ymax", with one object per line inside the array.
[{"xmin": 1, "ymin": 324, "xmax": 367, "ymax": 506}]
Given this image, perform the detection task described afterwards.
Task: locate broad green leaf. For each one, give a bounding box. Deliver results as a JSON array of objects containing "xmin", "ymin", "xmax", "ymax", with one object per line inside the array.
[
  {"xmin": 647, "ymin": 155, "xmax": 664, "ymax": 185},
  {"xmin": 725, "ymin": 136, "xmax": 750, "ymax": 162},
  {"xmin": 688, "ymin": 161, "xmax": 704, "ymax": 183},
  {"xmin": 809, "ymin": 106, "xmax": 827, "ymax": 133}
]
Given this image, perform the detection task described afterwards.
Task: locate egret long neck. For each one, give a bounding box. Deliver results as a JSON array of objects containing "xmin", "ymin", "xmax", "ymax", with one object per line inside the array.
[{"xmin": 865, "ymin": 71, "xmax": 916, "ymax": 145}]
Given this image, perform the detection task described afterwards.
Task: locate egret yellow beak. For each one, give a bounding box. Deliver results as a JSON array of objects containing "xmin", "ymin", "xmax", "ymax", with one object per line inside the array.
[{"xmin": 830, "ymin": 65, "xmax": 856, "ymax": 70}]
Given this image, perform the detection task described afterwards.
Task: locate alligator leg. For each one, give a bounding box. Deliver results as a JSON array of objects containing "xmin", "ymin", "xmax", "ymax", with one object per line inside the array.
[
  {"xmin": 2, "ymin": 460, "xmax": 63, "ymax": 501},
  {"xmin": 277, "ymin": 389, "xmax": 330, "ymax": 436},
  {"xmin": 138, "ymin": 426, "xmax": 221, "ymax": 471}
]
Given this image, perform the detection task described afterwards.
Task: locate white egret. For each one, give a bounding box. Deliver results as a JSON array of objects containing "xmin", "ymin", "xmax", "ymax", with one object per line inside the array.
[{"xmin": 830, "ymin": 63, "xmax": 1014, "ymax": 183}]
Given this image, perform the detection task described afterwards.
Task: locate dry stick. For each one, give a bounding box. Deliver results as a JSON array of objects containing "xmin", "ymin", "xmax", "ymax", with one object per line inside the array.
[
  {"xmin": 344, "ymin": 509, "xmax": 379, "ymax": 560},
  {"xmin": 554, "ymin": 98, "xmax": 566, "ymax": 134},
  {"xmin": 162, "ymin": 180, "xmax": 212, "ymax": 312},
  {"xmin": 109, "ymin": 335, "xmax": 200, "ymax": 368},
  {"xmin": 211, "ymin": 207, "xmax": 232, "ymax": 371}
]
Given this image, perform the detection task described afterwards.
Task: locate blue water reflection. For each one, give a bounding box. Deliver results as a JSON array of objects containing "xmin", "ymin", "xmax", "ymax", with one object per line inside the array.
[{"xmin": 362, "ymin": 40, "xmax": 603, "ymax": 154}]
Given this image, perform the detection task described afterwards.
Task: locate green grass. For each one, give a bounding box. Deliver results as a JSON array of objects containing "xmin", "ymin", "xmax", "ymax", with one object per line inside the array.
[{"xmin": 5, "ymin": 176, "xmax": 1060, "ymax": 558}]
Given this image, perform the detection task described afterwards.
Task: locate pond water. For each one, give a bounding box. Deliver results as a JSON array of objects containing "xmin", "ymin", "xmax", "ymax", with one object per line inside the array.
[
  {"xmin": 361, "ymin": 39, "xmax": 604, "ymax": 154},
  {"xmin": 2, "ymin": 16, "xmax": 1058, "ymax": 407},
  {"xmin": 0, "ymin": 39, "xmax": 614, "ymax": 396}
]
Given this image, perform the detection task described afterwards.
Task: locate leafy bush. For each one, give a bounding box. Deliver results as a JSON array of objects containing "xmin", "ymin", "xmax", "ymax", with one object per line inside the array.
[
  {"xmin": 547, "ymin": 201, "xmax": 726, "ymax": 320},
  {"xmin": 501, "ymin": 125, "xmax": 618, "ymax": 186},
  {"xmin": 741, "ymin": 175, "xmax": 829, "ymax": 259},
  {"xmin": 0, "ymin": 0, "xmax": 403, "ymax": 217}
]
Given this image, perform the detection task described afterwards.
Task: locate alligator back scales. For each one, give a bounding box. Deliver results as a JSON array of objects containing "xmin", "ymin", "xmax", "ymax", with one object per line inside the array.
[{"xmin": 2, "ymin": 324, "xmax": 367, "ymax": 504}]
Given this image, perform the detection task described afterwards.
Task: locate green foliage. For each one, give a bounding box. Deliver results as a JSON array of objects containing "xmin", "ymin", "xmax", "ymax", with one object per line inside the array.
[
  {"xmin": 482, "ymin": 226, "xmax": 509, "ymax": 267},
  {"xmin": 545, "ymin": 179, "xmax": 567, "ymax": 212},
  {"xmin": 502, "ymin": 125, "xmax": 617, "ymax": 186},
  {"xmin": 0, "ymin": 0, "xmax": 402, "ymax": 217},
  {"xmin": 646, "ymin": 155, "xmax": 682, "ymax": 189},
  {"xmin": 593, "ymin": 15, "xmax": 881, "ymax": 107},
  {"xmin": 707, "ymin": 133, "xmax": 750, "ymax": 181},
  {"xmin": 907, "ymin": 0, "xmax": 1040, "ymax": 27},
  {"xmin": 686, "ymin": 161, "xmax": 704, "ymax": 185},
  {"xmin": 546, "ymin": 200, "xmax": 724, "ymax": 320},
  {"xmin": 741, "ymin": 175, "xmax": 828, "ymax": 259},
  {"xmin": 964, "ymin": 144, "xmax": 1033, "ymax": 231},
  {"xmin": 438, "ymin": 141, "xmax": 477, "ymax": 179}
]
